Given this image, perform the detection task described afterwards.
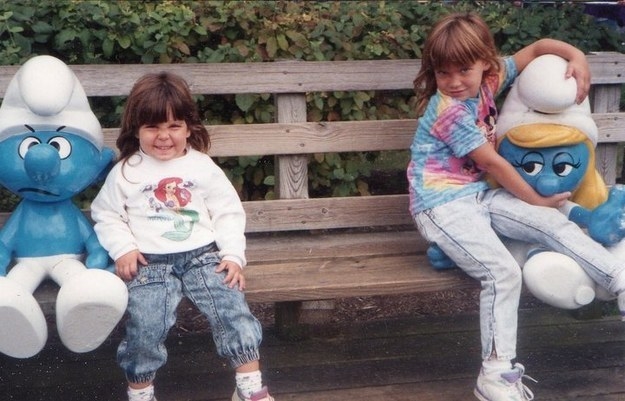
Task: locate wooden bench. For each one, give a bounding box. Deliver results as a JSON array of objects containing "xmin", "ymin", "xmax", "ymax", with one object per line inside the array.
[{"xmin": 1, "ymin": 52, "xmax": 624, "ymax": 332}]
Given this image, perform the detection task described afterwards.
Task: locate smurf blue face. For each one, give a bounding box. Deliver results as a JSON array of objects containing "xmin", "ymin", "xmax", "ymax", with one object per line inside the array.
[
  {"xmin": 498, "ymin": 138, "xmax": 590, "ymax": 196},
  {"xmin": 0, "ymin": 128, "xmax": 114, "ymax": 203}
]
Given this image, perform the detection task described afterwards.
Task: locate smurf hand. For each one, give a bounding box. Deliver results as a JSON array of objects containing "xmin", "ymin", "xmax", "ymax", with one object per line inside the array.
[
  {"xmin": 587, "ymin": 185, "xmax": 625, "ymax": 246},
  {"xmin": 84, "ymin": 233, "xmax": 111, "ymax": 269},
  {"xmin": 85, "ymin": 247, "xmax": 110, "ymax": 269},
  {"xmin": 0, "ymin": 242, "xmax": 9, "ymax": 276},
  {"xmin": 426, "ymin": 243, "xmax": 457, "ymax": 270}
]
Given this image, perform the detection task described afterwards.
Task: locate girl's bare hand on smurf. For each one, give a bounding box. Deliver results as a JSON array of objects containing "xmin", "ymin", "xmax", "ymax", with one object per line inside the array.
[
  {"xmin": 565, "ymin": 56, "xmax": 591, "ymax": 104},
  {"xmin": 217, "ymin": 260, "xmax": 246, "ymax": 290}
]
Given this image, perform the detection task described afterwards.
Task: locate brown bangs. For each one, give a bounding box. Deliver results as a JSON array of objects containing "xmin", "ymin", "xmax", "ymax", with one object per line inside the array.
[
  {"xmin": 430, "ymin": 38, "xmax": 477, "ymax": 69},
  {"xmin": 132, "ymin": 81, "xmax": 189, "ymax": 127}
]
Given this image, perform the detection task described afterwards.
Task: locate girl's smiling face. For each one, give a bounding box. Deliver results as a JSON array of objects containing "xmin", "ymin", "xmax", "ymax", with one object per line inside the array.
[
  {"xmin": 138, "ymin": 111, "xmax": 190, "ymax": 161},
  {"xmin": 434, "ymin": 60, "xmax": 490, "ymax": 101}
]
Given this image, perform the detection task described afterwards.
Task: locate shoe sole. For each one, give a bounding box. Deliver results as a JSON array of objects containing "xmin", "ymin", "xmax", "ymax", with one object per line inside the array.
[{"xmin": 474, "ymin": 387, "xmax": 490, "ymax": 401}]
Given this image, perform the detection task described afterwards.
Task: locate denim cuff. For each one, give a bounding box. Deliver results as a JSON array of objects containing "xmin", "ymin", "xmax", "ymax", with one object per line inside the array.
[
  {"xmin": 229, "ymin": 348, "xmax": 261, "ymax": 369},
  {"xmin": 125, "ymin": 371, "xmax": 157, "ymax": 385}
]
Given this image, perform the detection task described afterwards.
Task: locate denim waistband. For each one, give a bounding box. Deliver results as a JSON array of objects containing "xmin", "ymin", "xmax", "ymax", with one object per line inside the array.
[{"xmin": 143, "ymin": 242, "xmax": 218, "ymax": 263}]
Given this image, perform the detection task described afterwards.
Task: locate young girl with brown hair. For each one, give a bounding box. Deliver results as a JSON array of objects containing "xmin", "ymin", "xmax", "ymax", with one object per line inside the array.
[{"xmin": 92, "ymin": 72, "xmax": 274, "ymax": 401}]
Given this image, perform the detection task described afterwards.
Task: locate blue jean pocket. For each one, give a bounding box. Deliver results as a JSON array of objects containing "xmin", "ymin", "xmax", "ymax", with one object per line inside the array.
[{"xmin": 128, "ymin": 264, "xmax": 167, "ymax": 289}]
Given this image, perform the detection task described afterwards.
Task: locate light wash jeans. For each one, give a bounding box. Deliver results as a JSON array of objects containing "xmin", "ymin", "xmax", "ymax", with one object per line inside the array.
[
  {"xmin": 414, "ymin": 188, "xmax": 625, "ymax": 361},
  {"xmin": 118, "ymin": 243, "xmax": 262, "ymax": 384}
]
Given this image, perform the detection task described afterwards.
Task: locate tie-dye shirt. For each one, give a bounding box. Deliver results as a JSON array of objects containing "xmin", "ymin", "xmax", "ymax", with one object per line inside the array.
[{"xmin": 407, "ymin": 57, "xmax": 517, "ymax": 214}]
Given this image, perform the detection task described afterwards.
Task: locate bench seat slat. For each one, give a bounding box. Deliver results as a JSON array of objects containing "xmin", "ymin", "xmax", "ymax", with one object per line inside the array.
[{"xmin": 243, "ymin": 253, "xmax": 475, "ymax": 303}]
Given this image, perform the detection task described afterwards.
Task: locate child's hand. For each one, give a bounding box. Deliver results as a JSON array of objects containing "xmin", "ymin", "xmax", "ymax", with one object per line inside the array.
[
  {"xmin": 565, "ymin": 56, "xmax": 591, "ymax": 104},
  {"xmin": 115, "ymin": 249, "xmax": 147, "ymax": 281},
  {"xmin": 217, "ymin": 260, "xmax": 246, "ymax": 290},
  {"xmin": 538, "ymin": 191, "xmax": 571, "ymax": 209}
]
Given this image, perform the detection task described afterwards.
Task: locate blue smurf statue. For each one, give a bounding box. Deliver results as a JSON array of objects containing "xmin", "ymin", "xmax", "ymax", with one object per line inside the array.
[{"xmin": 0, "ymin": 55, "xmax": 127, "ymax": 358}]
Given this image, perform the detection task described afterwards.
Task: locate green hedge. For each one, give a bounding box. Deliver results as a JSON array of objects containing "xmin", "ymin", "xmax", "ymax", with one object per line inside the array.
[{"xmin": 0, "ymin": 0, "xmax": 623, "ymax": 210}]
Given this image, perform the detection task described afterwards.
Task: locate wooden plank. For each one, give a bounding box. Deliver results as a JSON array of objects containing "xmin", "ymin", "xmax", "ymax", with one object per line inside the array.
[
  {"xmin": 593, "ymin": 85, "xmax": 623, "ymax": 185},
  {"xmin": 595, "ymin": 112, "xmax": 625, "ymax": 143},
  {"xmin": 246, "ymin": 230, "xmax": 428, "ymax": 263},
  {"xmin": 102, "ymin": 119, "xmax": 417, "ymax": 156},
  {"xmin": 0, "ymin": 59, "xmax": 421, "ymax": 97},
  {"xmin": 243, "ymin": 194, "xmax": 412, "ymax": 232},
  {"xmin": 274, "ymin": 93, "xmax": 309, "ymax": 198},
  {"xmin": 243, "ymin": 254, "xmax": 475, "ymax": 303},
  {"xmin": 0, "ymin": 53, "xmax": 622, "ymax": 98},
  {"xmin": 101, "ymin": 114, "xmax": 623, "ymax": 157},
  {"xmin": 587, "ymin": 51, "xmax": 625, "ymax": 85}
]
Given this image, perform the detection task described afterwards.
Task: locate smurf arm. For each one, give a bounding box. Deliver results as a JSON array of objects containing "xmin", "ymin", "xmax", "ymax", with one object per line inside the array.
[
  {"xmin": 76, "ymin": 211, "xmax": 109, "ymax": 269},
  {"xmin": 567, "ymin": 185, "xmax": 625, "ymax": 245},
  {"xmin": 0, "ymin": 241, "xmax": 10, "ymax": 276},
  {"xmin": 567, "ymin": 203, "xmax": 591, "ymax": 227},
  {"xmin": 0, "ymin": 207, "xmax": 21, "ymax": 276},
  {"xmin": 83, "ymin": 232, "xmax": 110, "ymax": 269}
]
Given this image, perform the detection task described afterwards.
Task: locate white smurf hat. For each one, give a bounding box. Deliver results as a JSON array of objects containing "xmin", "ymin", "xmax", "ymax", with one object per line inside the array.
[
  {"xmin": 0, "ymin": 55, "xmax": 103, "ymax": 149},
  {"xmin": 496, "ymin": 54, "xmax": 598, "ymax": 146}
]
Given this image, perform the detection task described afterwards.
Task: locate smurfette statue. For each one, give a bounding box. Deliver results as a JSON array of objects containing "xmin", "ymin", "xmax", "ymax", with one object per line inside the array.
[
  {"xmin": 0, "ymin": 55, "xmax": 128, "ymax": 358},
  {"xmin": 494, "ymin": 54, "xmax": 624, "ymax": 309}
]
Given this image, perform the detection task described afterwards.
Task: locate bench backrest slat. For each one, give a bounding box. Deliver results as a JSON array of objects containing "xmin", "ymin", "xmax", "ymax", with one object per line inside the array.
[{"xmin": 101, "ymin": 114, "xmax": 625, "ymax": 158}]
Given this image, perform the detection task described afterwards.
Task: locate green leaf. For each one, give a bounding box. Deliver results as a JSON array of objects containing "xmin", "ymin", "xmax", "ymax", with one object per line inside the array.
[
  {"xmin": 285, "ymin": 30, "xmax": 308, "ymax": 47},
  {"xmin": 117, "ymin": 35, "xmax": 131, "ymax": 49},
  {"xmin": 263, "ymin": 175, "xmax": 275, "ymax": 186},
  {"xmin": 276, "ymin": 33, "xmax": 288, "ymax": 51},
  {"xmin": 102, "ymin": 38, "xmax": 114, "ymax": 57},
  {"xmin": 56, "ymin": 29, "xmax": 77, "ymax": 45},
  {"xmin": 235, "ymin": 93, "xmax": 256, "ymax": 112},
  {"xmin": 266, "ymin": 36, "xmax": 278, "ymax": 58}
]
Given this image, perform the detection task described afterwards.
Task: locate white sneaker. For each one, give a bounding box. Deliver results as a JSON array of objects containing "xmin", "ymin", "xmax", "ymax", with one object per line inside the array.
[{"xmin": 474, "ymin": 363, "xmax": 536, "ymax": 401}]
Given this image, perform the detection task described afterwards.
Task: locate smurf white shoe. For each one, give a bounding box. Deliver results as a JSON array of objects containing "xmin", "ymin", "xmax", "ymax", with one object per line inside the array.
[
  {"xmin": 56, "ymin": 268, "xmax": 128, "ymax": 352},
  {"xmin": 523, "ymin": 251, "xmax": 596, "ymax": 309},
  {"xmin": 0, "ymin": 276, "xmax": 47, "ymax": 358}
]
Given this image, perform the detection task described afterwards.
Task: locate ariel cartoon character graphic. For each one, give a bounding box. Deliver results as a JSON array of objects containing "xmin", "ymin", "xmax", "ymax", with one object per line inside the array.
[{"xmin": 150, "ymin": 177, "xmax": 199, "ymax": 241}]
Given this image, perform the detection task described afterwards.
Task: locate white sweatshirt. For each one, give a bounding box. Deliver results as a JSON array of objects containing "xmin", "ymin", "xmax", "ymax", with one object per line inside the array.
[{"xmin": 91, "ymin": 148, "xmax": 246, "ymax": 267}]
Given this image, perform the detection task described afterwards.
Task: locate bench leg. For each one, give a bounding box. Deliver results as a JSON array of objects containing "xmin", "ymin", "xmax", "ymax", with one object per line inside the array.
[
  {"xmin": 274, "ymin": 301, "xmax": 304, "ymax": 340},
  {"xmin": 274, "ymin": 300, "xmax": 336, "ymax": 340}
]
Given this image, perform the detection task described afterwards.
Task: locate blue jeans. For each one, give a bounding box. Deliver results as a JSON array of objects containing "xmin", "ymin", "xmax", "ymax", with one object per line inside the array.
[
  {"xmin": 118, "ymin": 243, "xmax": 262, "ymax": 384},
  {"xmin": 414, "ymin": 189, "xmax": 625, "ymax": 360}
]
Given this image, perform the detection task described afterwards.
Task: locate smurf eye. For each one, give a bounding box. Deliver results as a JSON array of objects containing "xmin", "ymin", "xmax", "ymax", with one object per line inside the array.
[
  {"xmin": 553, "ymin": 162, "xmax": 573, "ymax": 176},
  {"xmin": 516, "ymin": 151, "xmax": 545, "ymax": 177},
  {"xmin": 520, "ymin": 161, "xmax": 543, "ymax": 176},
  {"xmin": 18, "ymin": 136, "xmax": 41, "ymax": 158},
  {"xmin": 48, "ymin": 136, "xmax": 71, "ymax": 159},
  {"xmin": 552, "ymin": 152, "xmax": 581, "ymax": 178}
]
